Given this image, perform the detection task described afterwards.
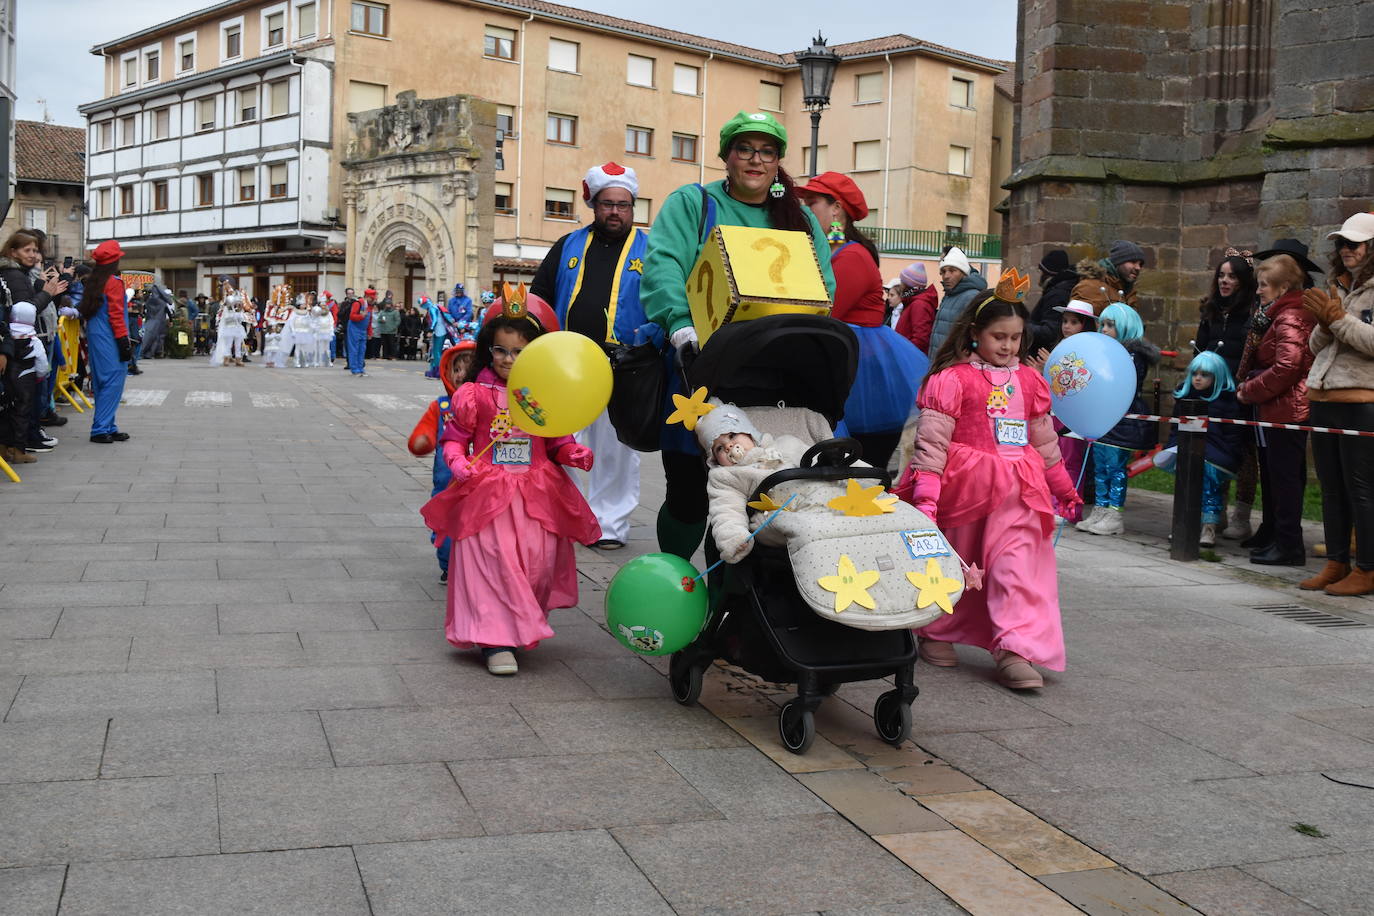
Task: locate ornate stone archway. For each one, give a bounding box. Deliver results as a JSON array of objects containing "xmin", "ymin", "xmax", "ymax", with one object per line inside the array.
[{"xmin": 341, "ymin": 91, "xmax": 496, "ymax": 297}]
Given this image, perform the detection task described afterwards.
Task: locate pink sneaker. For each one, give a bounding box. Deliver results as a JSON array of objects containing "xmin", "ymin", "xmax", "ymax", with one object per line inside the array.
[
  {"xmin": 993, "ymin": 650, "xmax": 1043, "ymax": 689},
  {"xmin": 918, "ymin": 639, "xmax": 958, "ymax": 667}
]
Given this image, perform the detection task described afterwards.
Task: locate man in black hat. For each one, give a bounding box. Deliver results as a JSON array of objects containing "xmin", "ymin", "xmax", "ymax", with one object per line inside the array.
[{"xmin": 1028, "ymin": 249, "xmax": 1079, "ymax": 354}]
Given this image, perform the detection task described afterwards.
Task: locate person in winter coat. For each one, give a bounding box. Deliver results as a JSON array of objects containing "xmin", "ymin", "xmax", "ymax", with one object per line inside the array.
[
  {"xmin": 1070, "ymin": 240, "xmax": 1145, "ymax": 315},
  {"xmin": 1026, "ymin": 249, "xmax": 1078, "ymax": 356},
  {"xmin": 1160, "ymin": 352, "xmax": 1248, "ymax": 548},
  {"xmin": 139, "ymin": 284, "xmax": 174, "ymax": 359},
  {"xmin": 893, "ymin": 262, "xmax": 940, "ymax": 352},
  {"xmin": 925, "ymin": 246, "xmax": 987, "ymax": 357},
  {"xmin": 1234, "ymin": 253, "xmax": 1317, "ymax": 567},
  {"xmin": 0, "ymin": 230, "xmax": 68, "ymax": 456},
  {"xmin": 1299, "ymin": 212, "xmax": 1374, "ymax": 596}
]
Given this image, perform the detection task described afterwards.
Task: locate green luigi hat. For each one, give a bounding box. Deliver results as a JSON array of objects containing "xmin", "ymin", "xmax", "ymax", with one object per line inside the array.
[{"xmin": 718, "ymin": 111, "xmax": 788, "ymax": 158}]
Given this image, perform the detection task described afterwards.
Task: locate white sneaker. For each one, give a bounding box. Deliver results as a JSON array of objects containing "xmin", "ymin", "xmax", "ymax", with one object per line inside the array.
[
  {"xmin": 485, "ymin": 650, "xmax": 518, "ymax": 675},
  {"xmin": 1095, "ymin": 508, "xmax": 1125, "ymax": 536},
  {"xmin": 1199, "ymin": 523, "xmax": 1217, "ymax": 548},
  {"xmin": 1075, "ymin": 506, "xmax": 1105, "ymax": 533}
]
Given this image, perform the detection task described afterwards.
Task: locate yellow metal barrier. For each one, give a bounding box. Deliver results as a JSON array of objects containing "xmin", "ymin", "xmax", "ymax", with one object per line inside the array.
[
  {"xmin": 0, "ymin": 452, "xmax": 17, "ymax": 483},
  {"xmin": 55, "ymin": 315, "xmax": 92, "ymax": 412}
]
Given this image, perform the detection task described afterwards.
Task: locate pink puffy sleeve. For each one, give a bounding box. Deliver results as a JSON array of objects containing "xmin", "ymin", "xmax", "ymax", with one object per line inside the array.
[
  {"xmin": 915, "ymin": 365, "xmax": 963, "ymax": 416},
  {"xmin": 910, "ymin": 367, "xmax": 962, "ymax": 475},
  {"xmin": 1021, "ymin": 366, "xmax": 1052, "ymax": 418}
]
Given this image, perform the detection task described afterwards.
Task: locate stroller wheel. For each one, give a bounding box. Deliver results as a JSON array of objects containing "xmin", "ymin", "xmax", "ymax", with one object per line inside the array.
[
  {"xmin": 873, "ymin": 690, "xmax": 912, "ymax": 746},
  {"xmin": 668, "ymin": 653, "xmax": 704, "ymax": 706},
  {"xmin": 778, "ymin": 699, "xmax": 815, "ymax": 755}
]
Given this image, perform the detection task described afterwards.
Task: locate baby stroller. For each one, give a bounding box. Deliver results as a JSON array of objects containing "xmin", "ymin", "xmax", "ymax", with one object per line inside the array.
[{"xmin": 668, "ymin": 315, "xmax": 921, "ymax": 754}]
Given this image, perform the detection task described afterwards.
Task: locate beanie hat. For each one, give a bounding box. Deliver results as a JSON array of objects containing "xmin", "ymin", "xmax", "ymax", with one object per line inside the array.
[
  {"xmin": 1108, "ymin": 240, "xmax": 1147, "ymax": 267},
  {"xmin": 884, "ymin": 277, "xmax": 901, "ymax": 289},
  {"xmin": 794, "ymin": 172, "xmax": 867, "ymax": 222},
  {"xmin": 718, "ymin": 111, "xmax": 788, "ymax": 158},
  {"xmin": 900, "ymin": 262, "xmax": 928, "ymax": 289},
  {"xmin": 1038, "ymin": 249, "xmax": 1071, "ymax": 274},
  {"xmin": 91, "ymin": 240, "xmax": 125, "ymax": 264},
  {"xmin": 938, "ymin": 246, "xmax": 971, "ymax": 276},
  {"xmin": 694, "ymin": 399, "xmax": 761, "ymax": 453},
  {"xmin": 582, "ymin": 161, "xmax": 639, "ymax": 205},
  {"xmin": 9, "ymin": 301, "xmax": 36, "ymax": 327}
]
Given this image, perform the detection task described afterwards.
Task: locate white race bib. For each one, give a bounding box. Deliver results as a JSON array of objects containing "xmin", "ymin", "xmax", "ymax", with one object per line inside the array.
[
  {"xmin": 994, "ymin": 418, "xmax": 1028, "ymax": 447},
  {"xmin": 492, "ymin": 437, "xmax": 533, "ymax": 466}
]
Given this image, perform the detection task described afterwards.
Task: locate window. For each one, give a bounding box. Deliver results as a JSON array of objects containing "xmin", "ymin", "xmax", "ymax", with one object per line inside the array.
[
  {"xmin": 238, "ymin": 168, "xmax": 257, "ymax": 202},
  {"xmin": 673, "ymin": 63, "xmax": 699, "ymax": 95},
  {"xmin": 855, "ymin": 72, "xmax": 883, "ymax": 103},
  {"xmin": 544, "ymin": 187, "xmax": 574, "ymax": 219},
  {"xmin": 94, "ymin": 188, "xmax": 112, "ymax": 219},
  {"xmin": 95, "ymin": 121, "xmax": 113, "ymax": 151},
  {"xmin": 122, "ymin": 56, "xmax": 137, "ymax": 88},
  {"xmin": 118, "ymin": 116, "xmax": 136, "ymax": 147},
  {"xmin": 945, "ymin": 212, "xmax": 967, "ymax": 236},
  {"xmin": 197, "ymin": 97, "xmax": 216, "ymax": 131},
  {"xmin": 801, "ymin": 144, "xmax": 828, "ymax": 174},
  {"xmin": 758, "ymin": 80, "xmax": 782, "ymax": 112},
  {"xmin": 950, "ymin": 76, "xmax": 974, "ymax": 108},
  {"xmin": 484, "ymin": 25, "xmax": 515, "ymax": 59},
  {"xmin": 350, "ymin": 1, "xmax": 388, "ymax": 37},
  {"xmin": 296, "ymin": 1, "xmax": 318, "ymax": 38},
  {"xmin": 546, "ymin": 113, "xmax": 576, "ymax": 145},
  {"xmin": 627, "ymin": 54, "xmax": 654, "ymax": 87},
  {"xmin": 119, "ymin": 185, "xmax": 135, "ymax": 215},
  {"xmin": 237, "ymin": 87, "xmax": 258, "ymax": 122},
  {"xmin": 494, "ymin": 181, "xmax": 513, "ymax": 214},
  {"xmin": 23, "ymin": 207, "xmax": 48, "ymax": 232},
  {"xmin": 495, "ymin": 104, "xmax": 514, "ymax": 136},
  {"xmin": 626, "ymin": 126, "xmax": 652, "ymax": 156},
  {"xmin": 145, "ymin": 49, "xmax": 160, "ymax": 83},
  {"xmin": 852, "ymin": 139, "xmax": 881, "ymax": 171},
  {"xmin": 152, "ymin": 180, "xmax": 169, "ymax": 212},
  {"xmin": 671, "ymin": 133, "xmax": 698, "ymax": 163},
  {"xmin": 347, "ymin": 80, "xmax": 386, "ymax": 112},
  {"xmin": 633, "ymin": 198, "xmax": 651, "ymax": 226},
  {"xmin": 267, "ymin": 80, "xmax": 290, "ymax": 117},
  {"xmin": 948, "ymin": 145, "xmax": 971, "ymax": 176},
  {"xmin": 265, "ymin": 10, "xmax": 286, "ymax": 47},
  {"xmin": 197, "ymin": 174, "xmax": 215, "ymax": 207},
  {"xmin": 178, "ymin": 38, "xmax": 195, "ymax": 71},
  {"xmin": 224, "ymin": 24, "xmax": 242, "ymax": 60},
  {"xmin": 269, "ymin": 163, "xmax": 288, "ymax": 198},
  {"xmin": 151, "ymin": 107, "xmax": 171, "ymax": 140},
  {"xmin": 548, "ymin": 38, "xmax": 578, "ymax": 73}
]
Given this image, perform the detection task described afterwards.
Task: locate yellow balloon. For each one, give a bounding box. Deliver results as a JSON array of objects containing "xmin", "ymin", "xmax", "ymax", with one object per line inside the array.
[{"xmin": 505, "ymin": 331, "xmax": 613, "ymax": 437}]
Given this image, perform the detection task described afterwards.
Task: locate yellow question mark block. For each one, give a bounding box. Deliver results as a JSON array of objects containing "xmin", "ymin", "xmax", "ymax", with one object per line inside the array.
[{"xmin": 688, "ymin": 226, "xmax": 830, "ymax": 345}]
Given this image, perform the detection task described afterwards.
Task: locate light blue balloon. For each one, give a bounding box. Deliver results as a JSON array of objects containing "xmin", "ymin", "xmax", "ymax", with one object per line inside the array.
[{"xmin": 1042, "ymin": 332, "xmax": 1137, "ymax": 440}]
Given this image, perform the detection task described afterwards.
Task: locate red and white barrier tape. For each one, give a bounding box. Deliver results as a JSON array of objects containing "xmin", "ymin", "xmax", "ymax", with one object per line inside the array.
[{"xmin": 1114, "ymin": 412, "xmax": 1374, "ymax": 439}]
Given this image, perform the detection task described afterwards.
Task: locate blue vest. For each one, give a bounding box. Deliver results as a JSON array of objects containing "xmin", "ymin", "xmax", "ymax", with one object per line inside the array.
[{"xmin": 552, "ymin": 226, "xmax": 652, "ymax": 345}]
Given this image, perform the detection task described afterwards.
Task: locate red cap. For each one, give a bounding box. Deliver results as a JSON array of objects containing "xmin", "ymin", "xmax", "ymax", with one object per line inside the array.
[
  {"xmin": 795, "ymin": 172, "xmax": 868, "ymax": 223},
  {"xmin": 364, "ymin": 288, "xmax": 377, "ymax": 298},
  {"xmin": 92, "ymin": 240, "xmax": 125, "ymax": 264},
  {"xmin": 322, "ymin": 290, "xmax": 333, "ymax": 298}
]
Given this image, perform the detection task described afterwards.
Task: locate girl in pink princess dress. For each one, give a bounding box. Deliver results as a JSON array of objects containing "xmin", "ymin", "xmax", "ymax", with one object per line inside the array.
[
  {"xmin": 895, "ymin": 272, "xmax": 1083, "ymax": 689},
  {"xmin": 421, "ymin": 305, "xmax": 600, "ymax": 676}
]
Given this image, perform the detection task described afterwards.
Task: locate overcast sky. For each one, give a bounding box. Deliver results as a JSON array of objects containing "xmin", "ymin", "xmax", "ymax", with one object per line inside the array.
[{"xmin": 18, "ymin": 0, "xmax": 1017, "ymax": 126}]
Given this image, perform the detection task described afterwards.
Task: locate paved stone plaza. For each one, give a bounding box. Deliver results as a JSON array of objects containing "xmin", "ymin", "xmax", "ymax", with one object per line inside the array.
[{"xmin": 1, "ymin": 358, "xmax": 1372, "ymax": 915}]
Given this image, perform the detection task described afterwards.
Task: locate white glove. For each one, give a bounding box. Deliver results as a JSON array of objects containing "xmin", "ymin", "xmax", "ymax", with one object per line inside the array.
[{"xmin": 670, "ymin": 326, "xmax": 698, "ymax": 351}]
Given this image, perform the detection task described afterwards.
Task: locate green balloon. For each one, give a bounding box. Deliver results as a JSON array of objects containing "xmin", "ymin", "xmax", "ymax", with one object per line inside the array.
[{"xmin": 605, "ymin": 552, "xmax": 709, "ymax": 656}]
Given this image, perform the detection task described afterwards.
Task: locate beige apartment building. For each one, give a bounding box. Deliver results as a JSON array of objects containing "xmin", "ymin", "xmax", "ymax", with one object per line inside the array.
[{"xmin": 82, "ymin": 0, "xmax": 1009, "ymax": 298}]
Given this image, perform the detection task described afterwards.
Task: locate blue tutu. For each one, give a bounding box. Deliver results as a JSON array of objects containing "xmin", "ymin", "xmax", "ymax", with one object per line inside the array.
[{"xmin": 841, "ymin": 324, "xmax": 928, "ymax": 435}]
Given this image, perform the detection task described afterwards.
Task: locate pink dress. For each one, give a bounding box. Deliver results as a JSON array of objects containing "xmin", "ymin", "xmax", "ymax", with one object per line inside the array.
[
  {"xmin": 421, "ymin": 369, "xmax": 601, "ymax": 650},
  {"xmin": 903, "ymin": 361, "xmax": 1066, "ymax": 670}
]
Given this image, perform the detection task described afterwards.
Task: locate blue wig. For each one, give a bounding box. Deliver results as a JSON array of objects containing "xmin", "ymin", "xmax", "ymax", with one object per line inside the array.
[
  {"xmin": 1099, "ymin": 302, "xmax": 1143, "ymax": 343},
  {"xmin": 1174, "ymin": 350, "xmax": 1236, "ymax": 401}
]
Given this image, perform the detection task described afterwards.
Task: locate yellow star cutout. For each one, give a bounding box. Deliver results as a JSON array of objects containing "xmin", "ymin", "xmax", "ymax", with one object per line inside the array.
[
  {"xmin": 907, "ymin": 558, "xmax": 962, "ymax": 615},
  {"xmin": 628, "ymin": 257, "xmax": 644, "ymax": 274},
  {"xmin": 817, "ymin": 554, "xmax": 881, "ymax": 613},
  {"xmin": 827, "ymin": 478, "xmax": 897, "ymax": 517},
  {"xmin": 665, "ymin": 386, "xmax": 715, "ymax": 431},
  {"xmin": 747, "ymin": 492, "xmax": 786, "ymax": 513}
]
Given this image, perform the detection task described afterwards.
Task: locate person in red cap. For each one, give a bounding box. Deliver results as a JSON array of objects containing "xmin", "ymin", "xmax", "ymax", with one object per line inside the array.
[
  {"xmin": 78, "ymin": 240, "xmax": 133, "ymax": 442},
  {"xmin": 346, "ymin": 288, "xmax": 375, "ymax": 375},
  {"xmin": 797, "ymin": 171, "xmax": 927, "ymax": 469}
]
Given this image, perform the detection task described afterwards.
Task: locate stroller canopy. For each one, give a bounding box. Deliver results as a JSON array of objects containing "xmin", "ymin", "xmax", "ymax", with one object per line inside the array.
[{"xmin": 688, "ymin": 315, "xmax": 858, "ymax": 427}]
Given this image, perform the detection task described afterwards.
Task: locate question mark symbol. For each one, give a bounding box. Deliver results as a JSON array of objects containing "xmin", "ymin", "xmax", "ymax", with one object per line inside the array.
[
  {"xmin": 696, "ymin": 262, "xmax": 716, "ymax": 325},
  {"xmin": 751, "ymin": 237, "xmax": 791, "ymax": 293}
]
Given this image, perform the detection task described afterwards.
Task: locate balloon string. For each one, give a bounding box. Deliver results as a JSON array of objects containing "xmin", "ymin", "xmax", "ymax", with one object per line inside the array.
[
  {"xmin": 695, "ymin": 494, "xmax": 798, "ymax": 582},
  {"xmin": 460, "ymin": 429, "xmax": 511, "ymax": 472},
  {"xmin": 1054, "ymin": 444, "xmax": 1093, "ymax": 547}
]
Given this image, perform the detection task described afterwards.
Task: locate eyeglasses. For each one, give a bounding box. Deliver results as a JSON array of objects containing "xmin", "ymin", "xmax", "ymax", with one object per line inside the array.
[
  {"xmin": 730, "ymin": 143, "xmax": 779, "ymax": 163},
  {"xmin": 594, "ymin": 200, "xmax": 634, "ymax": 212},
  {"xmin": 1336, "ymin": 237, "xmax": 1367, "ymax": 251},
  {"xmin": 490, "ymin": 345, "xmax": 524, "ymax": 361}
]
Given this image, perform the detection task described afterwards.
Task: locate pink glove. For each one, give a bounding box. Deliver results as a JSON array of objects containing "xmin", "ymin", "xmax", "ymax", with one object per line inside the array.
[
  {"xmin": 1044, "ymin": 462, "xmax": 1084, "ymax": 518},
  {"xmin": 555, "ymin": 442, "xmax": 594, "ymax": 471},
  {"xmin": 909, "ymin": 470, "xmax": 942, "ymax": 525},
  {"xmin": 442, "ymin": 441, "xmax": 475, "ymax": 484}
]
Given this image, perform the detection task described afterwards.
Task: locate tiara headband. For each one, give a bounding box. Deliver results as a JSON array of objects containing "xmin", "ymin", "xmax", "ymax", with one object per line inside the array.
[{"xmin": 973, "ymin": 267, "xmax": 1031, "ymax": 318}]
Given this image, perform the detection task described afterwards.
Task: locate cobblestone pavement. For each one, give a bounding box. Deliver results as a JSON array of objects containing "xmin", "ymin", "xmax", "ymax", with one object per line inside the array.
[{"xmin": 1, "ymin": 357, "xmax": 1371, "ymax": 914}]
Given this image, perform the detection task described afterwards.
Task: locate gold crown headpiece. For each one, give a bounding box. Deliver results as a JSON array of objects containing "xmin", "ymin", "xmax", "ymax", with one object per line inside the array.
[
  {"xmin": 499, "ymin": 282, "xmax": 542, "ymax": 328},
  {"xmin": 974, "ymin": 267, "xmax": 1031, "ymax": 317}
]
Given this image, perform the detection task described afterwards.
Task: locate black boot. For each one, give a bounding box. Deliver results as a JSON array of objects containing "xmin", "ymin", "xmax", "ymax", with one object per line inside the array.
[{"xmin": 1249, "ymin": 543, "xmax": 1306, "ymax": 566}]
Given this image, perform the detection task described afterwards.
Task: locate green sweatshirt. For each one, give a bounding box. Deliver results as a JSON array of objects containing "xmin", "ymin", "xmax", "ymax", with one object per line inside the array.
[{"xmin": 641, "ymin": 180, "xmax": 837, "ymax": 336}]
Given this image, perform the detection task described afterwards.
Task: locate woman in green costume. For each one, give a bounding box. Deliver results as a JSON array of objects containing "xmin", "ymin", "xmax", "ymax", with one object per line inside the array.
[{"xmin": 640, "ymin": 111, "xmax": 836, "ymax": 560}]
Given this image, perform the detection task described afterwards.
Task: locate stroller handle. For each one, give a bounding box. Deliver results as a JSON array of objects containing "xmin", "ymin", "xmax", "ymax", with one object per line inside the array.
[{"xmin": 749, "ymin": 437, "xmax": 893, "ymax": 513}]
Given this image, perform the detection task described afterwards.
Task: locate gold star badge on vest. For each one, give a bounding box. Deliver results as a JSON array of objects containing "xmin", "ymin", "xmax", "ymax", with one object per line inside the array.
[{"xmin": 628, "ymin": 258, "xmax": 644, "ymax": 274}]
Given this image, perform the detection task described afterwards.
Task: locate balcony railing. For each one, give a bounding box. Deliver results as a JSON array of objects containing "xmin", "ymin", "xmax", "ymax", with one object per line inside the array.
[{"xmin": 866, "ymin": 228, "xmax": 1003, "ymax": 261}]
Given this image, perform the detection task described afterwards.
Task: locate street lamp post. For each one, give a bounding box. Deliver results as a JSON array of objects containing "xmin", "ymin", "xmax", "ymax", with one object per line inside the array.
[{"xmin": 795, "ymin": 33, "xmax": 841, "ymax": 178}]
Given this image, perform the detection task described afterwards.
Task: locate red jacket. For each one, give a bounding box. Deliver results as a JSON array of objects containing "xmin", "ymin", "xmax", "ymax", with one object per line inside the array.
[
  {"xmin": 895, "ymin": 285, "xmax": 939, "ymax": 352},
  {"xmin": 829, "ymin": 242, "xmax": 886, "ymax": 326},
  {"xmin": 1237, "ymin": 289, "xmax": 1316, "ymax": 424},
  {"xmin": 105, "ymin": 276, "xmax": 129, "ymax": 338}
]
